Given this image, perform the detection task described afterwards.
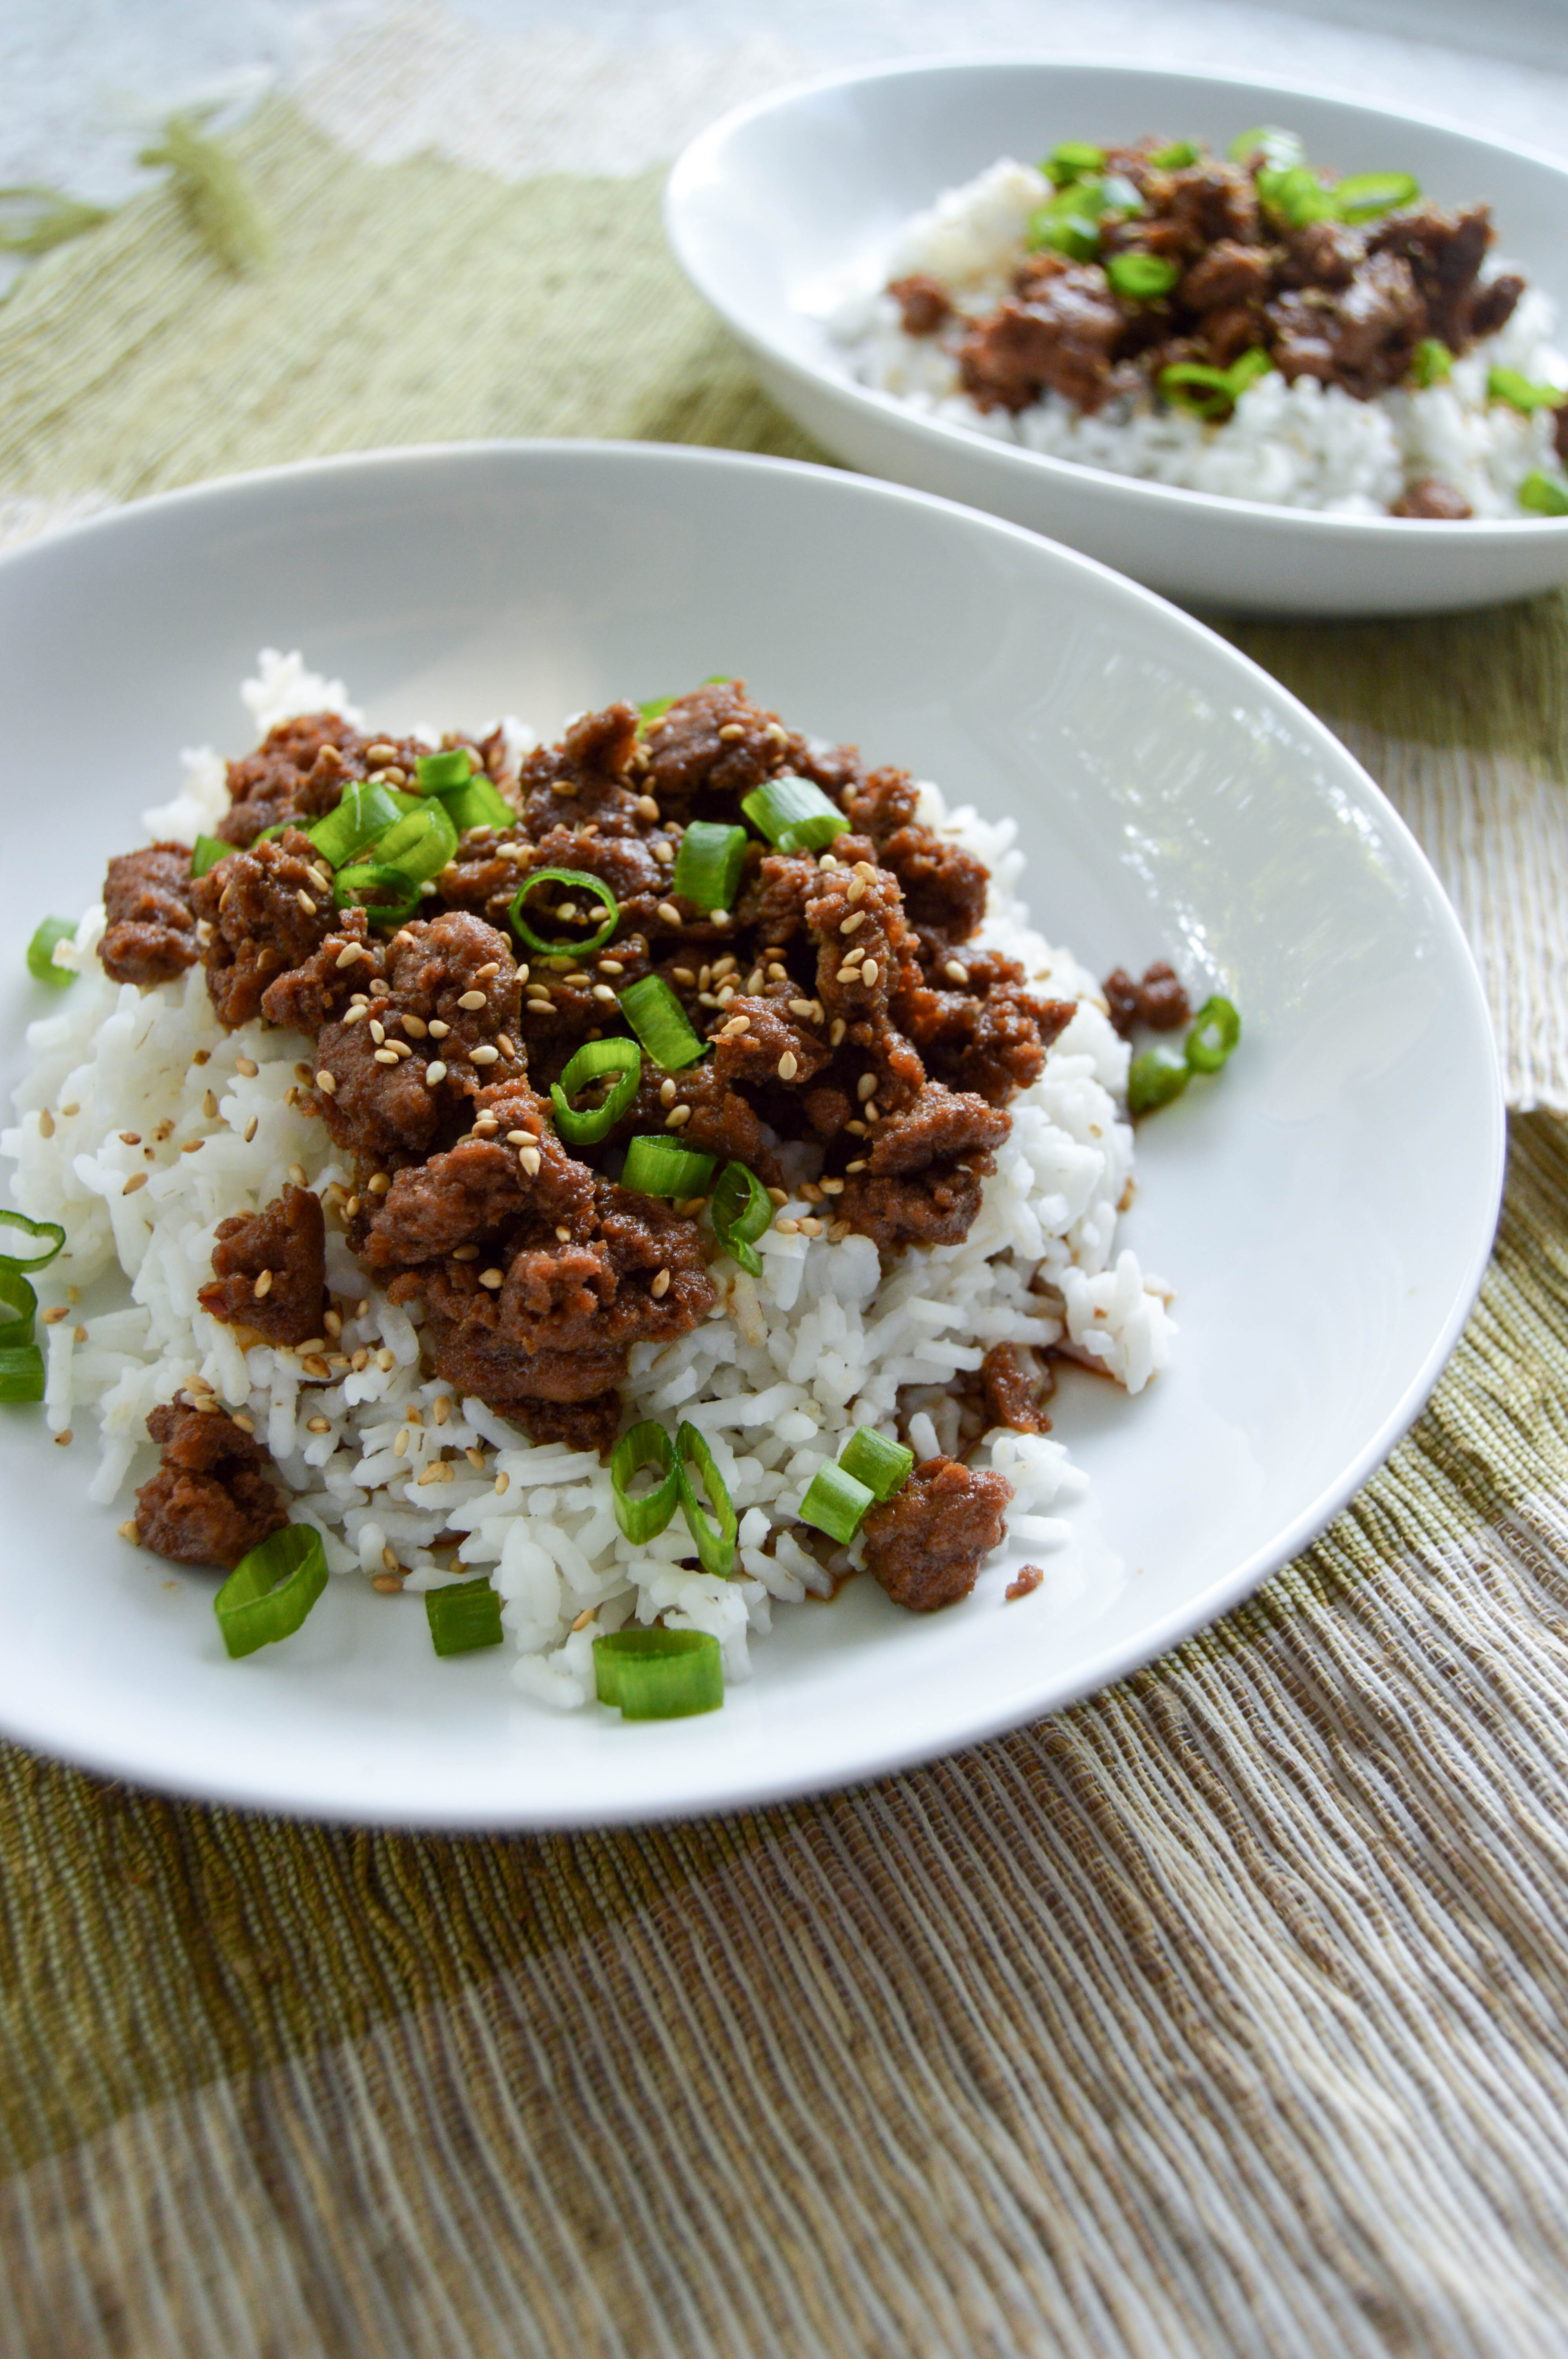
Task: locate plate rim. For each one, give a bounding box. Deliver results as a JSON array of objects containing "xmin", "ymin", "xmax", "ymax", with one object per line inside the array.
[{"xmin": 0, "ymin": 438, "xmax": 1508, "ymax": 1825}]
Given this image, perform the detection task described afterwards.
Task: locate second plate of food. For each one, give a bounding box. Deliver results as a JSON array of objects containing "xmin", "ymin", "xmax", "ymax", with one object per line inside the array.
[
  {"xmin": 0, "ymin": 442, "xmax": 1501, "ymax": 1824},
  {"xmin": 666, "ymin": 60, "xmax": 1568, "ymax": 614}
]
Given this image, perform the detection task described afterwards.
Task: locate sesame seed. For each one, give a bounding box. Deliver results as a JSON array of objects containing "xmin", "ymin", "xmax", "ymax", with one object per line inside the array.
[
  {"xmin": 316, "ymin": 1070, "xmax": 337, "ymax": 1094},
  {"xmin": 243, "ymin": 1117, "xmax": 258, "ymax": 1143},
  {"xmin": 122, "ymin": 1174, "xmax": 147, "ymax": 1196},
  {"xmin": 372, "ymin": 1573, "xmax": 403, "ymax": 1594},
  {"xmin": 657, "ymin": 902, "xmax": 684, "ymax": 926},
  {"xmin": 819, "ymin": 853, "xmax": 839, "ymax": 870},
  {"xmin": 847, "ymin": 876, "xmax": 865, "ymax": 904},
  {"xmin": 519, "ymin": 1147, "xmax": 541, "ymax": 1177},
  {"xmin": 401, "ymin": 1013, "xmax": 428, "ymax": 1039},
  {"xmin": 861, "ymin": 960, "xmax": 879, "ymax": 986},
  {"xmin": 473, "ymin": 1114, "xmax": 499, "ymax": 1135},
  {"xmin": 777, "ymin": 1052, "xmax": 799, "ymax": 1080},
  {"xmin": 820, "ymin": 1177, "xmax": 845, "ymax": 1195},
  {"xmin": 465, "ymin": 1445, "xmax": 486, "ymax": 1471},
  {"xmin": 381, "ymin": 1544, "xmax": 401, "ymax": 1573},
  {"xmin": 297, "ymin": 892, "xmax": 316, "ymax": 916},
  {"xmin": 181, "ymin": 1137, "xmax": 205, "ymax": 1154},
  {"xmin": 767, "ymin": 1186, "xmax": 788, "ymax": 1207},
  {"xmin": 36, "ymin": 1110, "xmax": 54, "ymax": 1140},
  {"xmin": 433, "ymin": 1395, "xmax": 451, "ymax": 1425},
  {"xmin": 846, "ymin": 1118, "xmax": 868, "ymax": 1137},
  {"xmin": 840, "ymin": 912, "xmax": 865, "ymax": 935},
  {"xmin": 478, "ymin": 1268, "xmax": 503, "ymax": 1288},
  {"xmin": 722, "ymin": 1013, "xmax": 751, "ymax": 1036},
  {"xmin": 373, "ymin": 1048, "xmax": 398, "ymax": 1066},
  {"xmin": 651, "ymin": 1268, "xmax": 671, "ymax": 1298},
  {"xmin": 425, "ymin": 1060, "xmax": 449, "ymax": 1084},
  {"xmin": 505, "ymin": 1129, "xmax": 530, "ymax": 1145},
  {"xmin": 343, "ymin": 1005, "xmax": 367, "ymax": 1025},
  {"xmin": 60, "ymin": 1099, "xmax": 82, "ymax": 1112},
  {"xmin": 457, "ymin": 990, "xmax": 487, "ymax": 1010},
  {"xmin": 335, "ymin": 945, "xmax": 361, "ymax": 970},
  {"xmin": 866, "ymin": 1103, "xmax": 880, "ymax": 1121},
  {"xmin": 788, "ymin": 998, "xmax": 815, "ymax": 1019},
  {"xmin": 306, "ymin": 1414, "xmax": 331, "ymax": 1435},
  {"xmin": 857, "ymin": 1072, "xmax": 878, "ymax": 1101},
  {"xmin": 451, "ymin": 1245, "xmax": 479, "ymax": 1264},
  {"xmin": 475, "ymin": 961, "xmax": 500, "ymax": 981},
  {"xmin": 494, "ymin": 1471, "xmax": 510, "ymax": 1495},
  {"xmin": 376, "ymin": 1349, "xmax": 396, "ymax": 1371},
  {"xmin": 119, "ymin": 1519, "xmax": 140, "ymax": 1543},
  {"xmin": 710, "ymin": 907, "xmax": 730, "ymax": 926},
  {"xmin": 766, "ymin": 722, "xmax": 788, "ymax": 744},
  {"xmin": 42, "ymin": 1307, "xmax": 67, "ymax": 1325},
  {"xmin": 775, "ymin": 1217, "xmax": 800, "ymax": 1235},
  {"xmin": 659, "ymin": 1078, "xmax": 677, "ymax": 1107},
  {"xmin": 829, "ymin": 1019, "xmax": 847, "ymax": 1048},
  {"xmin": 718, "ymin": 723, "xmax": 745, "ymax": 741},
  {"xmin": 846, "ymin": 1158, "xmax": 867, "ymax": 1173},
  {"xmin": 469, "ymin": 1044, "xmax": 500, "ymax": 1065},
  {"xmin": 344, "ymin": 1195, "xmax": 360, "ymax": 1217},
  {"xmin": 302, "ymin": 1356, "xmax": 330, "ymax": 1379},
  {"xmin": 53, "ymin": 1430, "xmax": 72, "ymax": 1448},
  {"xmin": 945, "ymin": 960, "xmax": 969, "ymax": 985},
  {"xmin": 591, "ymin": 984, "xmax": 617, "ymax": 1003},
  {"xmin": 666, "ymin": 1106, "xmax": 692, "ymax": 1129},
  {"xmin": 365, "ymin": 742, "xmax": 397, "ymax": 763},
  {"xmin": 236, "ymin": 1057, "xmax": 259, "ymax": 1078},
  {"xmin": 555, "ymin": 1226, "xmax": 572, "ymax": 1243},
  {"xmin": 428, "ymin": 1020, "xmax": 450, "ymax": 1038},
  {"xmin": 799, "ymin": 1217, "xmax": 825, "ymax": 1237},
  {"xmin": 369, "ymin": 1020, "xmax": 387, "ymax": 1044},
  {"xmin": 635, "ymin": 794, "xmax": 660, "ymax": 820}
]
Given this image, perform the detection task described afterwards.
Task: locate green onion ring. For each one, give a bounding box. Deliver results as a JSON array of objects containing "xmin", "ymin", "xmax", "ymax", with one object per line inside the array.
[
  {"xmin": 1410, "ymin": 338, "xmax": 1452, "ymax": 388},
  {"xmin": 372, "ymin": 800, "xmax": 460, "ymax": 886},
  {"xmin": 1185, "ymin": 995, "xmax": 1242, "ymax": 1074},
  {"xmin": 740, "ymin": 774, "xmax": 848, "ymax": 857},
  {"xmin": 26, "ymin": 916, "xmax": 76, "ymax": 989},
  {"xmin": 414, "ymin": 748, "xmax": 474, "ymax": 793},
  {"xmin": 593, "ymin": 1627, "xmax": 724, "ymax": 1718},
  {"xmin": 619, "ymin": 974, "xmax": 707, "ymax": 1071},
  {"xmin": 1488, "ymin": 366, "xmax": 1568, "ymax": 414},
  {"xmin": 331, "ymin": 862, "xmax": 422, "ymax": 927},
  {"xmin": 672, "ymin": 821, "xmax": 749, "ymax": 915},
  {"xmin": 1229, "ymin": 125, "xmax": 1306, "ymax": 171},
  {"xmin": 710, "ymin": 1160, "xmax": 773, "ymax": 1279},
  {"xmin": 1257, "ymin": 163, "xmax": 1336, "ymax": 227},
  {"xmin": 611, "ymin": 1420, "xmax": 679, "ymax": 1543},
  {"xmin": 213, "ymin": 1524, "xmax": 328, "ymax": 1659},
  {"xmin": 1043, "ymin": 140, "xmax": 1105, "ymax": 187},
  {"xmin": 1521, "ymin": 471, "xmax": 1568, "ymax": 517},
  {"xmin": 441, "ymin": 772, "xmax": 515, "ymax": 834},
  {"xmin": 0, "ymin": 1211, "xmax": 65, "ymax": 1272},
  {"xmin": 1127, "ymin": 1043, "xmax": 1190, "ymax": 1115},
  {"xmin": 675, "ymin": 1420, "xmax": 738, "ymax": 1578},
  {"xmin": 0, "ymin": 1264, "xmax": 39, "ymax": 1350},
  {"xmin": 189, "ymin": 835, "xmax": 233, "ymax": 879},
  {"xmin": 620, "ymin": 1135, "xmax": 717, "ymax": 1200},
  {"xmin": 0, "ymin": 1344, "xmax": 44, "ymax": 1403},
  {"xmin": 305, "ymin": 779, "xmax": 407, "ymax": 869},
  {"xmin": 799, "ymin": 1460, "xmax": 876, "ymax": 1547},
  {"xmin": 1332, "ymin": 170, "xmax": 1420, "ymax": 223},
  {"xmin": 507, "ymin": 867, "xmax": 620, "ymax": 958},
  {"xmin": 550, "ymin": 1038, "xmax": 642, "ymax": 1146},
  {"xmin": 425, "ymin": 1576, "xmax": 504, "ymax": 1656},
  {"xmin": 1147, "ymin": 140, "xmax": 1199, "ymax": 170},
  {"xmin": 838, "ymin": 1426, "xmax": 915, "ymax": 1503},
  {"xmin": 1105, "ymin": 251, "xmax": 1179, "ymax": 302}
]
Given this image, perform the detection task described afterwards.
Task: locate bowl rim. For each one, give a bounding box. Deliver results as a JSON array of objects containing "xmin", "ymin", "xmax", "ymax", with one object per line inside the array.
[
  {"xmin": 0, "ymin": 437, "xmax": 1507, "ymax": 1825},
  {"xmin": 665, "ymin": 52, "xmax": 1568, "ymax": 547}
]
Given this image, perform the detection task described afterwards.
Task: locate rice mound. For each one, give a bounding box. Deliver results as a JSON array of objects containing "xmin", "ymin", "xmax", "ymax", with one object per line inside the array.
[
  {"xmin": 829, "ymin": 158, "xmax": 1568, "ymax": 519},
  {"xmin": 2, "ymin": 655, "xmax": 1172, "ymax": 1706}
]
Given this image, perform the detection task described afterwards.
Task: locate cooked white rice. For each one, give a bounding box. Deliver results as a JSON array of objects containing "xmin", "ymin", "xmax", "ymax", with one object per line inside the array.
[
  {"xmin": 3, "ymin": 653, "xmax": 1172, "ymax": 1706},
  {"xmin": 828, "ymin": 157, "xmax": 1568, "ymax": 519}
]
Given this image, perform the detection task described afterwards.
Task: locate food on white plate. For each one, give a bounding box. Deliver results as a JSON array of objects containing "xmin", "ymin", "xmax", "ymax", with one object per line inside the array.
[
  {"xmin": 4, "ymin": 652, "xmax": 1238, "ymax": 1719},
  {"xmin": 831, "ymin": 127, "xmax": 1568, "ymax": 521}
]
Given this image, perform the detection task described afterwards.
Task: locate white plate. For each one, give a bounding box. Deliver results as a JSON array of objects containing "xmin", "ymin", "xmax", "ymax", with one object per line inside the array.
[
  {"xmin": 0, "ymin": 442, "xmax": 1501, "ymax": 1825},
  {"xmin": 666, "ymin": 59, "xmax": 1568, "ymax": 617}
]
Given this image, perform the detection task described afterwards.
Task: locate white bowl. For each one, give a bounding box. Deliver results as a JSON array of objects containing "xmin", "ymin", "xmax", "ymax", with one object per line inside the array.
[
  {"xmin": 0, "ymin": 442, "xmax": 1501, "ymax": 1825},
  {"xmin": 666, "ymin": 59, "xmax": 1568, "ymax": 617}
]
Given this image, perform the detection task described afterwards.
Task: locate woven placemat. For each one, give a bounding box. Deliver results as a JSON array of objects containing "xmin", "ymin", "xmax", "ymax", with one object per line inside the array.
[{"xmin": 5, "ymin": 90, "xmax": 1568, "ymax": 2358}]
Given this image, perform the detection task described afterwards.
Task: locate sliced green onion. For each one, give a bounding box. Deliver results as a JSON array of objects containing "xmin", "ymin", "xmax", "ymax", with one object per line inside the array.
[
  {"xmin": 441, "ymin": 772, "xmax": 515, "ymax": 834},
  {"xmin": 213, "ymin": 1524, "xmax": 328, "ymax": 1659},
  {"xmin": 1044, "ymin": 140, "xmax": 1105, "ymax": 187},
  {"xmin": 414, "ymin": 748, "xmax": 473, "ymax": 792},
  {"xmin": 250, "ymin": 822, "xmax": 291, "ymax": 847},
  {"xmin": 1185, "ymin": 995, "xmax": 1242, "ymax": 1074},
  {"xmin": 0, "ymin": 1211, "xmax": 65, "ymax": 1272},
  {"xmin": 0, "ymin": 1264, "xmax": 38, "ymax": 1349},
  {"xmin": 1147, "ymin": 140, "xmax": 1199, "ymax": 170},
  {"xmin": 190, "ymin": 835, "xmax": 232, "ymax": 879},
  {"xmin": 1520, "ymin": 471, "xmax": 1568, "ymax": 517},
  {"xmin": 741, "ymin": 774, "xmax": 848, "ymax": 856},
  {"xmin": 331, "ymin": 862, "xmax": 421, "ymax": 926},
  {"xmin": 619, "ymin": 974, "xmax": 708, "ymax": 1070},
  {"xmin": 1410, "ymin": 337, "xmax": 1453, "ymax": 388},
  {"xmin": 1128, "ymin": 1043, "xmax": 1190, "ymax": 1114},
  {"xmin": 610, "ymin": 1419, "xmax": 679, "ymax": 1543},
  {"xmin": 672, "ymin": 821, "xmax": 748, "ymax": 913},
  {"xmin": 593, "ymin": 1627, "xmax": 723, "ymax": 1719},
  {"xmin": 550, "ymin": 1038, "xmax": 642, "ymax": 1145},
  {"xmin": 27, "ymin": 916, "xmax": 76, "ymax": 989},
  {"xmin": 1100, "ymin": 173, "xmax": 1143, "ymax": 216},
  {"xmin": 838, "ymin": 1426, "xmax": 915, "ymax": 1502},
  {"xmin": 1333, "ymin": 170, "xmax": 1419, "ymax": 223},
  {"xmin": 305, "ymin": 778, "xmax": 406, "ymax": 868},
  {"xmin": 675, "ymin": 1420, "xmax": 737, "ymax": 1577},
  {"xmin": 1258, "ymin": 162, "xmax": 1337, "ymax": 227},
  {"xmin": 1160, "ymin": 347, "xmax": 1272, "ymax": 419},
  {"xmin": 1489, "ymin": 367, "xmax": 1567, "ymax": 414},
  {"xmin": 426, "ymin": 1576, "xmax": 503, "ymax": 1656},
  {"xmin": 372, "ymin": 800, "xmax": 459, "ymax": 886},
  {"xmin": 507, "ymin": 867, "xmax": 620, "ymax": 958},
  {"xmin": 620, "ymin": 1135, "xmax": 717, "ymax": 1199},
  {"xmin": 1105, "ymin": 251, "xmax": 1179, "ymax": 302},
  {"xmin": 1229, "ymin": 125, "xmax": 1306, "ymax": 171},
  {"xmin": 0, "ymin": 1344, "xmax": 44, "ymax": 1403},
  {"xmin": 711, "ymin": 1160, "xmax": 773, "ymax": 1279},
  {"xmin": 638, "ymin": 692, "xmax": 678, "ymax": 727},
  {"xmin": 1026, "ymin": 179, "xmax": 1109, "ymax": 261},
  {"xmin": 799, "ymin": 1460, "xmax": 875, "ymax": 1546}
]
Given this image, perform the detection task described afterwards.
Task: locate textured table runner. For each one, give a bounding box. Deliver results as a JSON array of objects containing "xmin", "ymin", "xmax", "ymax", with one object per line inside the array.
[{"xmin": 5, "ymin": 52, "xmax": 1568, "ymax": 2358}]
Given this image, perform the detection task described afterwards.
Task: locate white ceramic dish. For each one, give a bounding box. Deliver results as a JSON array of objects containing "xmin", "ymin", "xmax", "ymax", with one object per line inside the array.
[
  {"xmin": 0, "ymin": 442, "xmax": 1502, "ymax": 1826},
  {"xmin": 666, "ymin": 59, "xmax": 1568, "ymax": 617}
]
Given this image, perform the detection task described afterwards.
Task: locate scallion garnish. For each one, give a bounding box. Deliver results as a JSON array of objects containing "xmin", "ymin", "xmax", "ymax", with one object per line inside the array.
[
  {"xmin": 593, "ymin": 1627, "xmax": 724, "ymax": 1719},
  {"xmin": 1127, "ymin": 1042, "xmax": 1190, "ymax": 1114},
  {"xmin": 0, "ymin": 1346, "xmax": 44, "ymax": 1403},
  {"xmin": 838, "ymin": 1426, "xmax": 915, "ymax": 1501},
  {"xmin": 1044, "ymin": 141, "xmax": 1105, "ymax": 187},
  {"xmin": 1411, "ymin": 338, "xmax": 1453, "ymax": 388},
  {"xmin": 1488, "ymin": 367, "xmax": 1568, "ymax": 414},
  {"xmin": 672, "ymin": 821, "xmax": 748, "ymax": 914},
  {"xmin": 710, "ymin": 1160, "xmax": 773, "ymax": 1278},
  {"xmin": 1332, "ymin": 170, "xmax": 1419, "ymax": 223},
  {"xmin": 371, "ymin": 800, "xmax": 460, "ymax": 885},
  {"xmin": 26, "ymin": 917, "xmax": 76, "ymax": 989},
  {"xmin": 740, "ymin": 774, "xmax": 848, "ymax": 857},
  {"xmin": 305, "ymin": 778, "xmax": 406, "ymax": 869},
  {"xmin": 675, "ymin": 1420, "xmax": 738, "ymax": 1577},
  {"xmin": 1229, "ymin": 126, "xmax": 1306, "ymax": 171},
  {"xmin": 799, "ymin": 1460, "xmax": 875, "ymax": 1546},
  {"xmin": 637, "ymin": 676, "xmax": 733, "ymax": 734},
  {"xmin": 442, "ymin": 772, "xmax": 515, "ymax": 834},
  {"xmin": 1520, "ymin": 471, "xmax": 1568, "ymax": 517},
  {"xmin": 0, "ymin": 1211, "xmax": 66, "ymax": 1270},
  {"xmin": 414, "ymin": 748, "xmax": 474, "ymax": 792},
  {"xmin": 331, "ymin": 862, "xmax": 422, "ymax": 927},
  {"xmin": 610, "ymin": 1419, "xmax": 679, "ymax": 1543},
  {"xmin": 507, "ymin": 867, "xmax": 620, "ymax": 958},
  {"xmin": 1159, "ymin": 347, "xmax": 1272, "ymax": 419},
  {"xmin": 0, "ymin": 1264, "xmax": 38, "ymax": 1348},
  {"xmin": 1185, "ymin": 994, "xmax": 1242, "ymax": 1073},
  {"xmin": 550, "ymin": 1038, "xmax": 642, "ymax": 1145},
  {"xmin": 213, "ymin": 1524, "xmax": 328, "ymax": 1658},
  {"xmin": 1026, "ymin": 179, "xmax": 1110, "ymax": 260},
  {"xmin": 1256, "ymin": 163, "xmax": 1336, "ymax": 228},
  {"xmin": 1147, "ymin": 140, "xmax": 1199, "ymax": 170},
  {"xmin": 426, "ymin": 1576, "xmax": 503, "ymax": 1656},
  {"xmin": 0, "ymin": 1213, "xmax": 61, "ymax": 1403},
  {"xmin": 1105, "ymin": 251, "xmax": 1179, "ymax": 302},
  {"xmin": 619, "ymin": 974, "xmax": 708, "ymax": 1071},
  {"xmin": 189, "ymin": 836, "xmax": 232, "ymax": 879},
  {"xmin": 619, "ymin": 1135, "xmax": 717, "ymax": 1199}
]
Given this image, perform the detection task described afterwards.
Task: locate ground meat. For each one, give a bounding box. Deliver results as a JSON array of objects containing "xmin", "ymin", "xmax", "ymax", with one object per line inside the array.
[
  {"xmin": 889, "ymin": 273, "xmax": 951, "ymax": 334},
  {"xmin": 219, "ymin": 715, "xmax": 432, "ymax": 849},
  {"xmin": 1268, "ymin": 251, "xmax": 1425, "ymax": 397},
  {"xmin": 982, "ymin": 1342, "xmax": 1054, "ymax": 1434},
  {"xmin": 192, "ymin": 828, "xmax": 339, "ymax": 1029},
  {"xmin": 1470, "ymin": 273, "xmax": 1524, "ymax": 341},
  {"xmin": 960, "ymin": 264, "xmax": 1129, "ymax": 413},
  {"xmin": 519, "ymin": 703, "xmax": 644, "ymax": 837},
  {"xmin": 1366, "ymin": 202, "xmax": 1495, "ymax": 348},
  {"xmin": 98, "ymin": 845, "xmax": 199, "ymax": 987},
  {"xmin": 878, "ymin": 823, "xmax": 987, "ymax": 942},
  {"xmin": 361, "ymin": 1086, "xmax": 592, "ymax": 1271},
  {"xmin": 1103, "ymin": 960, "xmax": 1191, "ymax": 1039},
  {"xmin": 259, "ymin": 915, "xmax": 383, "ymax": 1034},
  {"xmin": 1275, "ymin": 219, "xmax": 1363, "ymax": 291},
  {"xmin": 840, "ymin": 766, "xmax": 921, "ymax": 846},
  {"xmin": 899, "ymin": 951, "xmax": 1074, "ymax": 1104},
  {"xmin": 836, "ymin": 1082, "xmax": 1011, "ymax": 1250},
  {"xmin": 1005, "ymin": 1564, "xmax": 1045, "ymax": 1601},
  {"xmin": 1179, "ymin": 238, "xmax": 1272, "ymax": 314},
  {"xmin": 134, "ymin": 1399, "xmax": 289, "ymax": 1570},
  {"xmin": 641, "ymin": 681, "xmax": 805, "ymax": 822},
  {"xmin": 862, "ymin": 1456, "xmax": 1013, "ymax": 1612},
  {"xmin": 198, "ymin": 1184, "xmax": 328, "ymax": 1347},
  {"xmin": 1392, "ymin": 477, "xmax": 1474, "ymax": 519}
]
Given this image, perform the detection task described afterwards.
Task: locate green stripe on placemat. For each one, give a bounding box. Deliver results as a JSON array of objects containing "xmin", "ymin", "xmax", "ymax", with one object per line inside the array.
[{"xmin": 6, "ymin": 89, "xmax": 1568, "ymax": 2352}]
